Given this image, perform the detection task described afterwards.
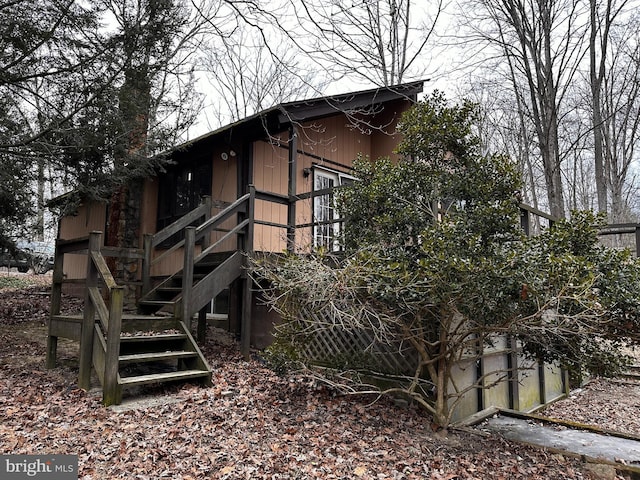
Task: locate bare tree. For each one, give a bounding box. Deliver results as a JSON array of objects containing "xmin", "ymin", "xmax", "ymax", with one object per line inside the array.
[
  {"xmin": 290, "ymin": 0, "xmax": 443, "ymax": 86},
  {"xmin": 600, "ymin": 18, "xmax": 640, "ymax": 222},
  {"xmin": 589, "ymin": 0, "xmax": 633, "ymax": 217},
  {"xmin": 460, "ymin": 0, "xmax": 590, "ymax": 218},
  {"xmin": 200, "ymin": 24, "xmax": 319, "ymax": 126}
]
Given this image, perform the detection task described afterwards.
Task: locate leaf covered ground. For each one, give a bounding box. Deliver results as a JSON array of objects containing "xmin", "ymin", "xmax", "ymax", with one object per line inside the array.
[{"xmin": 0, "ymin": 274, "xmax": 627, "ymax": 479}]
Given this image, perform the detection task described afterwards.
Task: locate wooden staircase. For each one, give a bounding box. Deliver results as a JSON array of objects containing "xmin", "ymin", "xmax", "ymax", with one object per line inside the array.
[
  {"xmin": 46, "ymin": 233, "xmax": 213, "ymax": 405},
  {"xmin": 107, "ymin": 316, "xmax": 210, "ymax": 393},
  {"xmin": 46, "ymin": 188, "xmax": 255, "ymax": 406},
  {"xmin": 138, "ymin": 251, "xmax": 242, "ymax": 318}
]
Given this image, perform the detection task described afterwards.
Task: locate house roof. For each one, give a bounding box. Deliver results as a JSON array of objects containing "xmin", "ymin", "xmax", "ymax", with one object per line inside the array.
[{"xmin": 169, "ymin": 80, "xmax": 425, "ymax": 158}]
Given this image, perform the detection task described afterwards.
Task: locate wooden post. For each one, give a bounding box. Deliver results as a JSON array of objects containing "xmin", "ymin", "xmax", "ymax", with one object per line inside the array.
[
  {"xmin": 476, "ymin": 336, "xmax": 485, "ymax": 413},
  {"xmin": 142, "ymin": 234, "xmax": 152, "ymax": 296},
  {"xmin": 197, "ymin": 307, "xmax": 207, "ymax": 343},
  {"xmin": 241, "ymin": 185, "xmax": 255, "ymax": 360},
  {"xmin": 46, "ymin": 239, "xmax": 65, "ymax": 368},
  {"xmin": 287, "ymin": 127, "xmax": 297, "ymax": 252},
  {"xmin": 520, "ymin": 207, "xmax": 531, "ymax": 237},
  {"xmin": 538, "ymin": 361, "xmax": 547, "ymax": 405},
  {"xmin": 181, "ymin": 226, "xmax": 196, "ymax": 329},
  {"xmin": 635, "ymin": 226, "xmax": 640, "ymax": 258},
  {"xmin": 202, "ymin": 196, "xmax": 212, "ymax": 251},
  {"xmin": 103, "ymin": 286, "xmax": 124, "ymax": 406},
  {"xmin": 507, "ymin": 336, "xmax": 520, "ymax": 411},
  {"xmin": 79, "ymin": 232, "xmax": 101, "ymax": 390}
]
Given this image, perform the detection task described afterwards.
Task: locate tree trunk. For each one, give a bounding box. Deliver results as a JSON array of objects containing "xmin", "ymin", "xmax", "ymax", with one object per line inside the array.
[{"xmin": 590, "ymin": 0, "xmax": 608, "ymax": 216}]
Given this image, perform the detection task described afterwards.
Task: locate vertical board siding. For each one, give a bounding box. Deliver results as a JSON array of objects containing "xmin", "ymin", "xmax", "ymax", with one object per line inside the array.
[
  {"xmin": 208, "ymin": 150, "xmax": 238, "ymax": 254},
  {"xmin": 140, "ymin": 177, "xmax": 158, "ymax": 237},
  {"xmin": 517, "ymin": 356, "xmax": 542, "ymax": 412},
  {"xmin": 253, "ymin": 138, "xmax": 288, "ymax": 252},
  {"xmin": 59, "ymin": 201, "xmax": 107, "ymax": 279}
]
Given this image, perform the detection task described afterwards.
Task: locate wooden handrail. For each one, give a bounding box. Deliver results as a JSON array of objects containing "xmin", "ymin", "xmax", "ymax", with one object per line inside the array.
[
  {"xmin": 90, "ymin": 251, "xmax": 117, "ymax": 290},
  {"xmin": 195, "ymin": 193, "xmax": 249, "ymax": 237},
  {"xmin": 152, "ymin": 202, "xmax": 209, "ymax": 248},
  {"xmin": 88, "ymin": 286, "xmax": 109, "ymax": 330},
  {"xmin": 195, "ymin": 219, "xmax": 249, "ymax": 263},
  {"xmin": 77, "ymin": 231, "xmax": 124, "ymax": 404}
]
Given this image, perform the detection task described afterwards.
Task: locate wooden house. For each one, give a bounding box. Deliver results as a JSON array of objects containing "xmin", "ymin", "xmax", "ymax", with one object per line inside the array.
[{"xmin": 47, "ymin": 82, "xmax": 425, "ymax": 404}]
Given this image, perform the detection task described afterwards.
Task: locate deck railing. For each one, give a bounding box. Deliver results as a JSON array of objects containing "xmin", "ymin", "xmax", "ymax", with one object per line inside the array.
[{"xmin": 47, "ymin": 231, "xmax": 142, "ymax": 404}]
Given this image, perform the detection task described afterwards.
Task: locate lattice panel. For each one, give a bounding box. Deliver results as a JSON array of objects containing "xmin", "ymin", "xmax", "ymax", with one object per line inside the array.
[{"xmin": 293, "ymin": 307, "xmax": 419, "ymax": 376}]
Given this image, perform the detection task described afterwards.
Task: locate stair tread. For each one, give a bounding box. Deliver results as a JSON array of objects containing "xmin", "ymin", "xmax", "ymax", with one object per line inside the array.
[
  {"xmin": 119, "ymin": 351, "xmax": 197, "ymax": 363},
  {"xmin": 138, "ymin": 299, "xmax": 175, "ymax": 305},
  {"xmin": 118, "ymin": 369, "xmax": 210, "ymax": 386},
  {"xmin": 52, "ymin": 313, "xmax": 175, "ymax": 321},
  {"xmin": 120, "ymin": 333, "xmax": 187, "ymax": 342}
]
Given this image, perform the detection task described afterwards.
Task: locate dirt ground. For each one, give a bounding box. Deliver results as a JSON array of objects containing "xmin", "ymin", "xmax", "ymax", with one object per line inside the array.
[{"xmin": 0, "ymin": 274, "xmax": 633, "ymax": 479}]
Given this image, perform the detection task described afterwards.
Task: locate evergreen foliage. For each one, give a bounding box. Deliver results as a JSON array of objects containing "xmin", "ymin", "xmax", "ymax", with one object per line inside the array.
[{"xmin": 252, "ymin": 92, "xmax": 640, "ymax": 427}]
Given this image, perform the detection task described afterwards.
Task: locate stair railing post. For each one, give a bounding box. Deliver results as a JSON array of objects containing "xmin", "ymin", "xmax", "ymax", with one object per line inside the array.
[
  {"xmin": 142, "ymin": 234, "xmax": 152, "ymax": 296},
  {"xmin": 79, "ymin": 231, "xmax": 101, "ymax": 390},
  {"xmin": 241, "ymin": 185, "xmax": 255, "ymax": 360},
  {"xmin": 103, "ymin": 285, "xmax": 124, "ymax": 406},
  {"xmin": 46, "ymin": 238, "xmax": 65, "ymax": 368},
  {"xmin": 202, "ymin": 195, "xmax": 212, "ymax": 251},
  {"xmin": 182, "ymin": 226, "xmax": 196, "ymax": 330}
]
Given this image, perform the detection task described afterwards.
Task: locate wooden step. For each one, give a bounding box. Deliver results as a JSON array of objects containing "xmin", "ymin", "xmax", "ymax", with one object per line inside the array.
[
  {"xmin": 118, "ymin": 351, "xmax": 197, "ymax": 363},
  {"xmin": 156, "ymin": 287, "xmax": 181, "ymax": 294},
  {"xmin": 137, "ymin": 300, "xmax": 175, "ymax": 313},
  {"xmin": 118, "ymin": 369, "xmax": 210, "ymax": 387},
  {"xmin": 120, "ymin": 333, "xmax": 187, "ymax": 343}
]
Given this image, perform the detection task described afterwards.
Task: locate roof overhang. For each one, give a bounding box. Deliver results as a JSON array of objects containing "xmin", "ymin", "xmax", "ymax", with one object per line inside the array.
[{"xmin": 169, "ymin": 80, "xmax": 426, "ymax": 159}]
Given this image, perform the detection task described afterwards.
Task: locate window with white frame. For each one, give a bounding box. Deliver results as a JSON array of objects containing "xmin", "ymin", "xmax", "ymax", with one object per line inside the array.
[{"xmin": 313, "ymin": 167, "xmax": 355, "ymax": 251}]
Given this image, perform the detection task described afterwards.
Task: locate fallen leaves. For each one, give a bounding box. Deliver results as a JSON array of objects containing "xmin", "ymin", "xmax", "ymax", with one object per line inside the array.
[
  {"xmin": 542, "ymin": 376, "xmax": 640, "ymax": 437},
  {"xmin": 0, "ymin": 281, "xmax": 630, "ymax": 479}
]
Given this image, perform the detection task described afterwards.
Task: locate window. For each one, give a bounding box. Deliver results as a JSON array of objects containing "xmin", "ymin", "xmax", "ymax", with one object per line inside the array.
[
  {"xmin": 313, "ymin": 167, "xmax": 355, "ymax": 251},
  {"xmin": 156, "ymin": 160, "xmax": 212, "ymax": 243}
]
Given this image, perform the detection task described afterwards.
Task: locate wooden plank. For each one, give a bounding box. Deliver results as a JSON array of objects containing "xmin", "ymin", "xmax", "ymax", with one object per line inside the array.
[
  {"xmin": 255, "ymin": 189, "xmax": 289, "ymax": 205},
  {"xmin": 79, "ymin": 232, "xmax": 101, "ymax": 390},
  {"xmin": 189, "ymin": 252, "xmax": 243, "ymax": 314},
  {"xmin": 119, "ymin": 333, "xmax": 187, "ymax": 343},
  {"xmin": 181, "ymin": 227, "xmax": 196, "ymax": 327},
  {"xmin": 46, "ymin": 240, "xmax": 66, "ymax": 368},
  {"xmin": 118, "ymin": 369, "xmax": 209, "ymax": 387},
  {"xmin": 195, "ymin": 193, "xmax": 250, "ymax": 237},
  {"xmin": 518, "ymin": 203, "xmax": 557, "ymax": 222},
  {"xmin": 103, "ymin": 287, "xmax": 123, "ymax": 406},
  {"xmin": 118, "ymin": 351, "xmax": 196, "ymax": 363},
  {"xmin": 152, "ymin": 202, "xmax": 208, "ymax": 247},
  {"xmin": 88, "ymin": 286, "xmax": 109, "ymax": 330},
  {"xmin": 92, "ymin": 325, "xmax": 106, "ymax": 385},
  {"xmin": 49, "ymin": 317, "xmax": 82, "ymax": 341},
  {"xmin": 196, "ymin": 220, "xmax": 248, "ymax": 263},
  {"xmin": 90, "ymin": 251, "xmax": 117, "ymax": 289},
  {"xmin": 101, "ymin": 246, "xmax": 144, "ymax": 259},
  {"xmin": 287, "ymin": 129, "xmax": 297, "ymax": 252},
  {"xmin": 56, "ymin": 236, "xmax": 89, "ymax": 254}
]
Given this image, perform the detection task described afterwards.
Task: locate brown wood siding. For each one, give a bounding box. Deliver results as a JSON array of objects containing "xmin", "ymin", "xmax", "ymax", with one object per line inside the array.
[
  {"xmin": 369, "ymin": 99, "xmax": 411, "ymax": 163},
  {"xmin": 140, "ymin": 177, "xmax": 158, "ymax": 236},
  {"xmin": 209, "ymin": 148, "xmax": 238, "ymax": 254},
  {"xmin": 294, "ymin": 117, "xmax": 371, "ymax": 253},
  {"xmin": 58, "ymin": 201, "xmax": 107, "ymax": 279},
  {"xmin": 151, "ymin": 149, "xmax": 239, "ymax": 277},
  {"xmin": 253, "ymin": 138, "xmax": 288, "ymax": 251}
]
